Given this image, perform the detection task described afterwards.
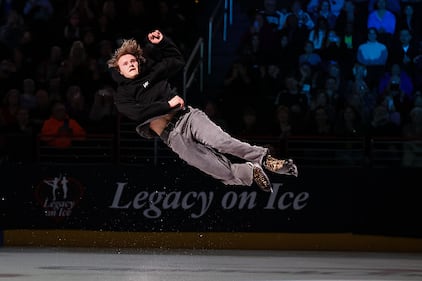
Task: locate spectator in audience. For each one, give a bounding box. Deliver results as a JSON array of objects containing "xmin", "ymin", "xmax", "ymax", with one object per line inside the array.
[
  {"xmin": 95, "ymin": 39, "xmax": 114, "ymax": 82},
  {"xmin": 306, "ymin": 105, "xmax": 334, "ymax": 136},
  {"xmin": 0, "ymin": 0, "xmax": 13, "ymax": 20},
  {"xmin": 20, "ymin": 78, "xmax": 37, "ymax": 110},
  {"xmin": 335, "ymin": 0, "xmax": 356, "ymax": 32},
  {"xmin": 63, "ymin": 12, "xmax": 82, "ymax": 44},
  {"xmin": 274, "ymin": 32, "xmax": 297, "ymax": 75},
  {"xmin": 47, "ymin": 76, "xmax": 63, "ymax": 102},
  {"xmin": 345, "ymin": 63, "xmax": 377, "ymax": 123},
  {"xmin": 378, "ymin": 74, "xmax": 414, "ymax": 122},
  {"xmin": 222, "ymin": 58, "xmax": 254, "ymax": 128},
  {"xmin": 401, "ymin": 106, "xmax": 422, "ymax": 167},
  {"xmin": 289, "ymin": 0, "xmax": 315, "ymax": 31},
  {"xmin": 368, "ymin": 0, "xmax": 401, "ymax": 15},
  {"xmin": 403, "ymin": 91, "xmax": 422, "ymax": 138},
  {"xmin": 40, "ymin": 100, "xmax": 86, "ymax": 148},
  {"xmin": 307, "ymin": 0, "xmax": 345, "ymax": 17},
  {"xmin": 296, "ymin": 62, "xmax": 315, "ymax": 104},
  {"xmin": 156, "ymin": 1, "xmax": 189, "ymax": 37},
  {"xmin": 347, "ymin": 1, "xmax": 371, "ymax": 30},
  {"xmin": 0, "ymin": 59, "xmax": 19, "ymax": 93},
  {"xmin": 308, "ymin": 90, "xmax": 337, "ymax": 123},
  {"xmin": 308, "ymin": 16, "xmax": 329, "ymax": 52},
  {"xmin": 2, "ymin": 106, "xmax": 37, "ymax": 163},
  {"xmin": 95, "ymin": 11, "xmax": 117, "ymax": 42},
  {"xmin": 414, "ymin": 90, "xmax": 422, "ymax": 109},
  {"xmin": 64, "ymin": 84, "xmax": 89, "ymax": 128},
  {"xmin": 22, "ymin": 0, "xmax": 54, "ymax": 21},
  {"xmin": 67, "ymin": 0, "xmax": 98, "ymax": 28},
  {"xmin": 298, "ymin": 40, "xmax": 322, "ymax": 68},
  {"xmin": 276, "ymin": 75, "xmax": 309, "ymax": 124},
  {"xmin": 65, "ymin": 40, "xmax": 92, "ymax": 90},
  {"xmin": 238, "ymin": 27, "xmax": 262, "ymax": 66},
  {"xmin": 102, "ymin": 0, "xmax": 116, "ymax": 23},
  {"xmin": 334, "ymin": 104, "xmax": 366, "ymax": 137},
  {"xmin": 248, "ymin": 11, "xmax": 281, "ymax": 64},
  {"xmin": 0, "ymin": 88, "xmax": 20, "ymax": 128},
  {"xmin": 282, "ymin": 13, "xmax": 310, "ymax": 59},
  {"xmin": 357, "ymin": 27, "xmax": 389, "ymax": 91},
  {"xmin": 256, "ymin": 63, "xmax": 284, "ymax": 106},
  {"xmin": 401, "ymin": 0, "xmax": 422, "ymax": 12},
  {"xmin": 326, "ymin": 61, "xmax": 346, "ymax": 95},
  {"xmin": 334, "ymin": 103, "xmax": 367, "ymax": 165},
  {"xmin": 389, "ymin": 28, "xmax": 418, "ymax": 76},
  {"xmin": 30, "ymin": 88, "xmax": 51, "ymax": 131},
  {"xmin": 0, "ymin": 10, "xmax": 25, "ymax": 51},
  {"xmin": 5, "ymin": 106, "xmax": 34, "ymax": 134},
  {"xmin": 321, "ymin": 29, "xmax": 342, "ymax": 63},
  {"xmin": 336, "ymin": 1, "xmax": 367, "ymax": 47},
  {"xmin": 369, "ymin": 102, "xmax": 402, "ymax": 136},
  {"xmin": 270, "ymin": 104, "xmax": 294, "ymax": 139},
  {"xmin": 323, "ymin": 75, "xmax": 342, "ymax": 109},
  {"xmin": 11, "ymin": 45, "xmax": 33, "ymax": 81},
  {"xmin": 378, "ymin": 63, "xmax": 414, "ymax": 100},
  {"xmin": 224, "ymin": 59, "xmax": 254, "ymax": 97},
  {"xmin": 308, "ymin": 0, "xmax": 338, "ymax": 30},
  {"xmin": 81, "ymin": 27, "xmax": 98, "ymax": 58},
  {"xmin": 22, "ymin": 0, "xmax": 54, "ymax": 43},
  {"xmin": 202, "ymin": 98, "xmax": 228, "ymax": 131},
  {"xmin": 236, "ymin": 105, "xmax": 266, "ymax": 137},
  {"xmin": 120, "ymin": 0, "xmax": 150, "ymax": 36},
  {"xmin": 367, "ymin": 0, "xmax": 396, "ymax": 46},
  {"xmin": 257, "ymin": 0, "xmax": 288, "ymax": 31},
  {"xmin": 396, "ymin": 4, "xmax": 422, "ymax": 43},
  {"xmin": 88, "ymin": 86, "xmax": 116, "ymax": 133},
  {"xmin": 35, "ymin": 45, "xmax": 63, "ymax": 83},
  {"xmin": 413, "ymin": 40, "xmax": 422, "ymax": 90}
]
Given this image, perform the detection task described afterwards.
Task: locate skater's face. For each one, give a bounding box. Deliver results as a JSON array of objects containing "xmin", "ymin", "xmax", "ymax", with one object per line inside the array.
[{"xmin": 117, "ymin": 54, "xmax": 139, "ymax": 79}]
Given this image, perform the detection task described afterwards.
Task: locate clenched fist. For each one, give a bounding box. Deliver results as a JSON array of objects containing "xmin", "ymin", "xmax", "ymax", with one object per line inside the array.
[{"xmin": 148, "ymin": 30, "xmax": 163, "ymax": 44}]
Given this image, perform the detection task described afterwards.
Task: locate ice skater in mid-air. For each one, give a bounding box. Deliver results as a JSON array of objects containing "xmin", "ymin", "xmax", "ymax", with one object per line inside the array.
[{"xmin": 107, "ymin": 29, "xmax": 298, "ymax": 192}]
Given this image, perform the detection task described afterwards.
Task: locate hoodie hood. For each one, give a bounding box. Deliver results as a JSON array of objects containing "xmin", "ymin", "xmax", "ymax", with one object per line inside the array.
[{"xmin": 110, "ymin": 67, "xmax": 134, "ymax": 85}]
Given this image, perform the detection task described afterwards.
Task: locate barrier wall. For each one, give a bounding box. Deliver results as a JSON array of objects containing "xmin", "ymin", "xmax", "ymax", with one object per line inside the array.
[{"xmin": 1, "ymin": 162, "xmax": 421, "ymax": 250}]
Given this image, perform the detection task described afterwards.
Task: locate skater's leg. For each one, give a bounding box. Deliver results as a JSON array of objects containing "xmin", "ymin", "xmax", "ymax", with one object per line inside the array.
[
  {"xmin": 166, "ymin": 128, "xmax": 252, "ymax": 186},
  {"xmin": 161, "ymin": 109, "xmax": 272, "ymax": 191},
  {"xmin": 186, "ymin": 107, "xmax": 268, "ymax": 164},
  {"xmin": 185, "ymin": 107, "xmax": 298, "ymax": 177}
]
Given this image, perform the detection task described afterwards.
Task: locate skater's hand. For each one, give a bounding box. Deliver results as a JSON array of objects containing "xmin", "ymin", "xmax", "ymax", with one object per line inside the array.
[
  {"xmin": 168, "ymin": 95, "xmax": 185, "ymax": 109},
  {"xmin": 148, "ymin": 30, "xmax": 163, "ymax": 44}
]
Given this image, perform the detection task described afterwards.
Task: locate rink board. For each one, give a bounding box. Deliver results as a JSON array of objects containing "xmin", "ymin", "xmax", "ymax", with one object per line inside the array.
[{"xmin": 3, "ymin": 230, "xmax": 422, "ymax": 252}]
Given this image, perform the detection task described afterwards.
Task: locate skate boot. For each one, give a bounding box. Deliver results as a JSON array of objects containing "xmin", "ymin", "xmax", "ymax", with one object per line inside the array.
[
  {"xmin": 263, "ymin": 155, "xmax": 298, "ymax": 177},
  {"xmin": 251, "ymin": 163, "xmax": 272, "ymax": 192}
]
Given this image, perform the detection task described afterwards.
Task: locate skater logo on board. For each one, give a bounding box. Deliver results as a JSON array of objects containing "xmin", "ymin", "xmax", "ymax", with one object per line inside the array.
[{"xmin": 34, "ymin": 174, "xmax": 85, "ymax": 222}]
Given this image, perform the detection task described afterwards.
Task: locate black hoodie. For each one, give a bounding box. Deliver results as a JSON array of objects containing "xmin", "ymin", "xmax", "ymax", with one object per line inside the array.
[{"xmin": 111, "ymin": 35, "xmax": 185, "ymax": 138}]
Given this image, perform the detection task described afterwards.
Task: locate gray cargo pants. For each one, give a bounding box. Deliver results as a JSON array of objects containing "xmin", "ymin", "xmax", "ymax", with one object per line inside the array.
[{"xmin": 160, "ymin": 106, "xmax": 269, "ymax": 186}]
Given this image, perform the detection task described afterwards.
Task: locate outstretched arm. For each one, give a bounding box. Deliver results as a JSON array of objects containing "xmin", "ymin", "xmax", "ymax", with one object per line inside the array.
[{"xmin": 145, "ymin": 29, "xmax": 185, "ymax": 81}]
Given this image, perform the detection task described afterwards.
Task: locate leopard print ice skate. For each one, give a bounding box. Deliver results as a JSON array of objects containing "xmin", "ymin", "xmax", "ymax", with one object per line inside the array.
[
  {"xmin": 263, "ymin": 155, "xmax": 298, "ymax": 177},
  {"xmin": 252, "ymin": 163, "xmax": 272, "ymax": 192}
]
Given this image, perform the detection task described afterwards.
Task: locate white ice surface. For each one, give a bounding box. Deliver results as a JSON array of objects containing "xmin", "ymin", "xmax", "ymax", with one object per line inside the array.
[{"xmin": 0, "ymin": 247, "xmax": 422, "ymax": 281}]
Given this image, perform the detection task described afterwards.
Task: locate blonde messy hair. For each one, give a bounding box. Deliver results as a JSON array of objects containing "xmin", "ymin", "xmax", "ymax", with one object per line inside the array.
[{"xmin": 107, "ymin": 39, "xmax": 146, "ymax": 69}]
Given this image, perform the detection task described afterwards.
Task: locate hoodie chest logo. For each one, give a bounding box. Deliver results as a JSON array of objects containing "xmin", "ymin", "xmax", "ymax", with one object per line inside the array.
[{"xmin": 142, "ymin": 81, "xmax": 150, "ymax": 88}]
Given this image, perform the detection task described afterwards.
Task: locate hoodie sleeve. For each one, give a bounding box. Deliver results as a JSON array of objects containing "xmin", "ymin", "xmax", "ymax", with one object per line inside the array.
[{"xmin": 143, "ymin": 36, "xmax": 185, "ymax": 84}]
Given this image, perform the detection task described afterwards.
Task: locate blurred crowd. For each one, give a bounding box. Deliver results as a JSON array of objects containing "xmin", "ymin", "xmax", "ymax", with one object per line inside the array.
[
  {"xmin": 1, "ymin": 0, "xmax": 422, "ymax": 165},
  {"xmin": 209, "ymin": 0, "xmax": 422, "ymax": 144},
  {"xmin": 0, "ymin": 0, "xmax": 200, "ymax": 162}
]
